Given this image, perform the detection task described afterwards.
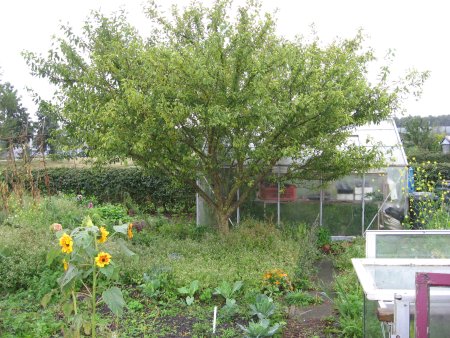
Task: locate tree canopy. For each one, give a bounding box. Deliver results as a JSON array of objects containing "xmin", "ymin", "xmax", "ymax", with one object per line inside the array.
[
  {"xmin": 0, "ymin": 79, "xmax": 31, "ymax": 148},
  {"xmin": 25, "ymin": 0, "xmax": 424, "ymax": 232}
]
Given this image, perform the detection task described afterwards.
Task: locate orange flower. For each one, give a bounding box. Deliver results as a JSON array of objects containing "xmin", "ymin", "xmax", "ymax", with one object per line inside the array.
[
  {"xmin": 95, "ymin": 252, "xmax": 112, "ymax": 268},
  {"xmin": 127, "ymin": 223, "xmax": 133, "ymax": 239},
  {"xmin": 59, "ymin": 233, "xmax": 73, "ymax": 254},
  {"xmin": 97, "ymin": 226, "xmax": 109, "ymax": 243}
]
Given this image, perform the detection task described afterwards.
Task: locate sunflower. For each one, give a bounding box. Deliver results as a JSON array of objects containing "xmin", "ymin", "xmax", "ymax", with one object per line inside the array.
[
  {"xmin": 95, "ymin": 252, "xmax": 112, "ymax": 268},
  {"xmin": 63, "ymin": 259, "xmax": 69, "ymax": 271},
  {"xmin": 97, "ymin": 226, "xmax": 109, "ymax": 243},
  {"xmin": 59, "ymin": 233, "xmax": 73, "ymax": 254},
  {"xmin": 127, "ymin": 223, "xmax": 133, "ymax": 239}
]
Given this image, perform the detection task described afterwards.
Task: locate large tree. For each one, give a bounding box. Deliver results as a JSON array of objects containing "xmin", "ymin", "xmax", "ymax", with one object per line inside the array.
[
  {"xmin": 25, "ymin": 1, "xmax": 423, "ymax": 233},
  {"xmin": 0, "ymin": 80, "xmax": 31, "ymax": 150}
]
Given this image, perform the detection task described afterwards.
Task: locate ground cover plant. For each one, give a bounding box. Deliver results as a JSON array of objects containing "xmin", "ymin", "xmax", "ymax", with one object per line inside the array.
[{"xmin": 0, "ymin": 192, "xmax": 326, "ymax": 337}]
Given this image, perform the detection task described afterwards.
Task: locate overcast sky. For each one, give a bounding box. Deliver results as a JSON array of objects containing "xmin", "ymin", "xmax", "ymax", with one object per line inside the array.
[{"xmin": 0, "ymin": 0, "xmax": 448, "ymax": 118}]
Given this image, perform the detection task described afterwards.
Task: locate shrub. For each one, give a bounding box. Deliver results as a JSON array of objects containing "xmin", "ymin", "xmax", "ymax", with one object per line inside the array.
[
  {"xmin": 406, "ymin": 160, "xmax": 450, "ymax": 229},
  {"xmin": 0, "ymin": 226, "xmax": 52, "ymax": 292},
  {"xmin": 16, "ymin": 167, "xmax": 196, "ymax": 213}
]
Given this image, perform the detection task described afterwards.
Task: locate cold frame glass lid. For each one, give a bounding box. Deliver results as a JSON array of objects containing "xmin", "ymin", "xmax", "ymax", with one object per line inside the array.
[{"xmin": 352, "ymin": 258, "xmax": 450, "ymax": 301}]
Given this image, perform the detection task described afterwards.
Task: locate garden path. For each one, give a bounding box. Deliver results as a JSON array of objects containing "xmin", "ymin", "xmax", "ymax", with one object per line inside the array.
[{"xmin": 283, "ymin": 258, "xmax": 338, "ymax": 337}]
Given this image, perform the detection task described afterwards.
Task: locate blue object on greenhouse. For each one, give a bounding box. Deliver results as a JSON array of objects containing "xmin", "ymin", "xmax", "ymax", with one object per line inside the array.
[{"xmin": 408, "ymin": 167, "xmax": 415, "ymax": 193}]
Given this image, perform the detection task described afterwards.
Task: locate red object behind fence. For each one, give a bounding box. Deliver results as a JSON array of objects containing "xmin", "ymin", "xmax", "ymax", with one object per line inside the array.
[{"xmin": 258, "ymin": 184, "xmax": 297, "ymax": 202}]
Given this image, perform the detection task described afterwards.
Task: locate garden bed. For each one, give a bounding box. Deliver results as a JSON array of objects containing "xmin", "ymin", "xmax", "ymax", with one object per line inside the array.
[{"xmin": 0, "ymin": 193, "xmax": 362, "ymax": 337}]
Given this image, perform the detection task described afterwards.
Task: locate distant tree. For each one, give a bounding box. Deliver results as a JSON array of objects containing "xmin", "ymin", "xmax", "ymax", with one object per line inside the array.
[
  {"xmin": 0, "ymin": 80, "xmax": 31, "ymax": 149},
  {"xmin": 25, "ymin": 1, "xmax": 426, "ymax": 233},
  {"xmin": 33, "ymin": 99, "xmax": 60, "ymax": 154},
  {"xmin": 403, "ymin": 116, "xmax": 438, "ymax": 151}
]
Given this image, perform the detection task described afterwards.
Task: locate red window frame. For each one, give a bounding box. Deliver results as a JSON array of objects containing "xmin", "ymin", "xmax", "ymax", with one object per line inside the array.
[{"xmin": 415, "ymin": 272, "xmax": 450, "ymax": 338}]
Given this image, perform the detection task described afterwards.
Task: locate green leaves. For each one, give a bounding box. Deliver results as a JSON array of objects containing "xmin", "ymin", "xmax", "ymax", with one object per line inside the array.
[
  {"xmin": 249, "ymin": 294, "xmax": 275, "ymax": 320},
  {"xmin": 26, "ymin": 0, "xmax": 426, "ymax": 233},
  {"xmin": 102, "ymin": 287, "xmax": 126, "ymax": 317},
  {"xmin": 214, "ymin": 280, "xmax": 243, "ymax": 300},
  {"xmin": 113, "ymin": 223, "xmax": 129, "ymax": 235},
  {"xmin": 177, "ymin": 280, "xmax": 200, "ymax": 305},
  {"xmin": 58, "ymin": 265, "xmax": 80, "ymax": 291},
  {"xmin": 238, "ymin": 319, "xmax": 281, "ymax": 338}
]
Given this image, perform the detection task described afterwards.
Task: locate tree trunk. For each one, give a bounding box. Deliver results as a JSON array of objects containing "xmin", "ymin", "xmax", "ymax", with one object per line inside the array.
[{"xmin": 216, "ymin": 211, "xmax": 230, "ymax": 235}]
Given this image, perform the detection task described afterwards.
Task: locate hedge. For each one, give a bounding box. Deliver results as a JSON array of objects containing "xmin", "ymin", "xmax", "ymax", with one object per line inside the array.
[{"xmin": 5, "ymin": 167, "xmax": 195, "ymax": 213}]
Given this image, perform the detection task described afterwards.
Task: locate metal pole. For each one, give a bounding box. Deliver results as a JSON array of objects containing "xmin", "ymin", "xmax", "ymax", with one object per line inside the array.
[
  {"xmin": 196, "ymin": 179, "xmax": 200, "ymax": 226},
  {"xmin": 362, "ymin": 174, "xmax": 366, "ymax": 237},
  {"xmin": 237, "ymin": 189, "xmax": 240, "ymax": 225},
  {"xmin": 277, "ymin": 168, "xmax": 280, "ymax": 226},
  {"xmin": 319, "ymin": 178, "xmax": 323, "ymax": 226}
]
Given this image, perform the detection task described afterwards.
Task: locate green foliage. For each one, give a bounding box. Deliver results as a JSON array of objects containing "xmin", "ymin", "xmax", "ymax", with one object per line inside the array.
[
  {"xmin": 7, "ymin": 167, "xmax": 195, "ymax": 213},
  {"xmin": 0, "ymin": 80, "xmax": 31, "ymax": 147},
  {"xmin": 0, "ymin": 291, "xmax": 61, "ymax": 337},
  {"xmin": 406, "ymin": 160, "xmax": 450, "ymax": 229},
  {"xmin": 239, "ymin": 318, "xmax": 281, "ymax": 338},
  {"xmin": 284, "ymin": 290, "xmax": 323, "ymax": 306},
  {"xmin": 316, "ymin": 226, "xmax": 331, "ymax": 247},
  {"xmin": 249, "ymin": 294, "xmax": 276, "ymax": 320},
  {"xmin": 25, "ymin": 0, "xmax": 421, "ymax": 233},
  {"xmin": 140, "ymin": 265, "xmax": 176, "ymax": 301},
  {"xmin": 332, "ymin": 238, "xmax": 364, "ymax": 337},
  {"xmin": 402, "ymin": 116, "xmax": 437, "ymax": 151},
  {"xmin": 0, "ymin": 226, "xmax": 52, "ymax": 292},
  {"xmin": 2, "ymin": 193, "xmax": 87, "ymax": 229},
  {"xmin": 177, "ymin": 280, "xmax": 200, "ymax": 306},
  {"xmin": 214, "ymin": 280, "xmax": 243, "ymax": 301},
  {"xmin": 95, "ymin": 203, "xmax": 131, "ymax": 224},
  {"xmin": 2, "ymin": 193, "xmax": 325, "ymax": 336}
]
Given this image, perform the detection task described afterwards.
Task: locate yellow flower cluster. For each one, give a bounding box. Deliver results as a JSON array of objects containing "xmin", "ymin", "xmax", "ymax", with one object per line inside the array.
[
  {"xmin": 59, "ymin": 233, "xmax": 73, "ymax": 254},
  {"xmin": 127, "ymin": 223, "xmax": 133, "ymax": 239},
  {"xmin": 98, "ymin": 226, "xmax": 109, "ymax": 243}
]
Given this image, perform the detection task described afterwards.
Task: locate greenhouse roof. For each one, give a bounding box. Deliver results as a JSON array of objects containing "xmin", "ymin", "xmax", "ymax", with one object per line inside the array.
[{"xmin": 348, "ymin": 118, "xmax": 407, "ymax": 167}]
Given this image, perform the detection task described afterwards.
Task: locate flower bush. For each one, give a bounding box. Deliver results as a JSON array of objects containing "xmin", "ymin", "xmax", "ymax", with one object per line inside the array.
[
  {"xmin": 406, "ymin": 159, "xmax": 450, "ymax": 229},
  {"xmin": 48, "ymin": 216, "xmax": 134, "ymax": 337},
  {"xmin": 262, "ymin": 269, "xmax": 292, "ymax": 295}
]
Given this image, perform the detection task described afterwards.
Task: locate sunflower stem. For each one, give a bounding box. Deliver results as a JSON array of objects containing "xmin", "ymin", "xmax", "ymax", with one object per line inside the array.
[{"xmin": 91, "ymin": 266, "xmax": 97, "ymax": 338}]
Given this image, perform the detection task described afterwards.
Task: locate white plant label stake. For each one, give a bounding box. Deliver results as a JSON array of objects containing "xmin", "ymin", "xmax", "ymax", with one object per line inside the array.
[{"xmin": 212, "ymin": 306, "xmax": 217, "ymax": 334}]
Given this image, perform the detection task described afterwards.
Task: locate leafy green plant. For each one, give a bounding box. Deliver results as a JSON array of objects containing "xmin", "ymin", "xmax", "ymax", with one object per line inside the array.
[
  {"xmin": 332, "ymin": 238, "xmax": 364, "ymax": 337},
  {"xmin": 250, "ymin": 294, "xmax": 276, "ymax": 320},
  {"xmin": 238, "ymin": 318, "xmax": 281, "ymax": 338},
  {"xmin": 214, "ymin": 280, "xmax": 243, "ymax": 301},
  {"xmin": 317, "ymin": 226, "xmax": 331, "ymax": 253},
  {"xmin": 199, "ymin": 287, "xmax": 213, "ymax": 302},
  {"xmin": 284, "ymin": 290, "xmax": 323, "ymax": 306},
  {"xmin": 141, "ymin": 278, "xmax": 161, "ymax": 299},
  {"xmin": 405, "ymin": 160, "xmax": 450, "ymax": 229},
  {"xmin": 47, "ymin": 216, "xmax": 133, "ymax": 337},
  {"xmin": 177, "ymin": 280, "xmax": 199, "ymax": 306},
  {"xmin": 262, "ymin": 269, "xmax": 292, "ymax": 295},
  {"xmin": 95, "ymin": 204, "xmax": 130, "ymax": 224}
]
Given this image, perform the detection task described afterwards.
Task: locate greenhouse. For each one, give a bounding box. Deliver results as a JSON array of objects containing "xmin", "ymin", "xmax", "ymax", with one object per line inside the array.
[{"xmin": 197, "ymin": 118, "xmax": 409, "ymax": 236}]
